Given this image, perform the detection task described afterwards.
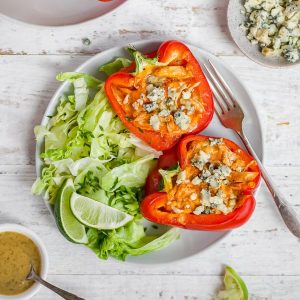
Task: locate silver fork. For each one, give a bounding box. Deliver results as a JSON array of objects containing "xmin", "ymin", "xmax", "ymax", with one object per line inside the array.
[{"xmin": 203, "ymin": 59, "xmax": 300, "ymax": 238}]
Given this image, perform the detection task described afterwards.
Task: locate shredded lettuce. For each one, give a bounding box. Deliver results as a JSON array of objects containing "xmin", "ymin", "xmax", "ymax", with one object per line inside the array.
[
  {"xmin": 33, "ymin": 58, "xmax": 179, "ymax": 260},
  {"xmin": 73, "ymin": 78, "xmax": 89, "ymax": 111},
  {"xmin": 99, "ymin": 57, "xmax": 131, "ymax": 76},
  {"xmin": 129, "ymin": 134, "xmax": 162, "ymax": 158},
  {"xmin": 101, "ymin": 154, "xmax": 156, "ymax": 191},
  {"xmin": 56, "ymin": 72, "xmax": 101, "ymax": 88}
]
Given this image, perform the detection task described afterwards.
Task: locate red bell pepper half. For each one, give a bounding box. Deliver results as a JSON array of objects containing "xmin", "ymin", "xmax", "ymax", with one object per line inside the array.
[
  {"xmin": 104, "ymin": 40, "xmax": 214, "ymax": 151},
  {"xmin": 141, "ymin": 135, "xmax": 261, "ymax": 231}
]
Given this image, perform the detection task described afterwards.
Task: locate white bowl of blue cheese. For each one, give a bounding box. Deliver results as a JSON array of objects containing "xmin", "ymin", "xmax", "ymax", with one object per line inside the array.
[{"xmin": 228, "ymin": 0, "xmax": 300, "ymax": 68}]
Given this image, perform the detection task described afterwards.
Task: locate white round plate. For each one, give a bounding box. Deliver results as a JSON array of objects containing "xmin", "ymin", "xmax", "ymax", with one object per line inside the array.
[
  {"xmin": 36, "ymin": 40, "xmax": 263, "ymax": 264},
  {"xmin": 0, "ymin": 0, "xmax": 127, "ymax": 27},
  {"xmin": 227, "ymin": 0, "xmax": 300, "ymax": 68}
]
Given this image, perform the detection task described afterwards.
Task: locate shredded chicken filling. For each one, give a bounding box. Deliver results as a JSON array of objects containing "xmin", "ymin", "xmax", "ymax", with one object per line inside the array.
[
  {"xmin": 163, "ymin": 138, "xmax": 259, "ymax": 215},
  {"xmin": 112, "ymin": 64, "xmax": 206, "ymax": 134}
]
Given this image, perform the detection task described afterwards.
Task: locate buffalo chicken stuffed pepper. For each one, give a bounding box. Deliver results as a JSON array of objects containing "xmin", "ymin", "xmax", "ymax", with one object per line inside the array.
[
  {"xmin": 141, "ymin": 135, "xmax": 261, "ymax": 230},
  {"xmin": 105, "ymin": 40, "xmax": 214, "ymax": 151}
]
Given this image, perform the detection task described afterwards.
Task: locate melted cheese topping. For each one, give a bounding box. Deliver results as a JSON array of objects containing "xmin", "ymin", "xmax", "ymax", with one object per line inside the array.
[
  {"xmin": 111, "ymin": 63, "xmax": 207, "ymax": 135},
  {"xmin": 163, "ymin": 138, "xmax": 259, "ymax": 215}
]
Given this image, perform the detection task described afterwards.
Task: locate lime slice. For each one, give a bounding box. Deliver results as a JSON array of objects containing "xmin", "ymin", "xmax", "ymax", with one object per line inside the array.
[
  {"xmin": 70, "ymin": 192, "xmax": 134, "ymax": 230},
  {"xmin": 216, "ymin": 266, "xmax": 248, "ymax": 300},
  {"xmin": 54, "ymin": 179, "xmax": 88, "ymax": 244}
]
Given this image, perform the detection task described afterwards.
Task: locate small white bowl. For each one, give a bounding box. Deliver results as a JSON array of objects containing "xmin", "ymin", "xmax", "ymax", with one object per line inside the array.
[
  {"xmin": 0, "ymin": 0, "xmax": 128, "ymax": 27},
  {"xmin": 0, "ymin": 224, "xmax": 49, "ymax": 300},
  {"xmin": 227, "ymin": 0, "xmax": 300, "ymax": 68}
]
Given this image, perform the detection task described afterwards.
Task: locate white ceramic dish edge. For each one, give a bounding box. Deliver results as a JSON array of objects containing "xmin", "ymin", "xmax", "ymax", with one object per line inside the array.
[{"xmin": 0, "ymin": 0, "xmax": 128, "ymax": 28}]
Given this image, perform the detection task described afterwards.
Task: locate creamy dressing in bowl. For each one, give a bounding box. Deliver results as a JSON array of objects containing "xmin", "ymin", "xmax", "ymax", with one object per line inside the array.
[
  {"xmin": 0, "ymin": 224, "xmax": 48, "ymax": 300},
  {"xmin": 0, "ymin": 232, "xmax": 41, "ymax": 296}
]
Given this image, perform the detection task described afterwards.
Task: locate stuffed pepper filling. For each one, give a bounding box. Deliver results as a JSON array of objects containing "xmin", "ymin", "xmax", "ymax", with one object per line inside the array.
[
  {"xmin": 105, "ymin": 41, "xmax": 214, "ymax": 151},
  {"xmin": 111, "ymin": 64, "xmax": 206, "ymax": 135},
  {"xmin": 160, "ymin": 138, "xmax": 259, "ymax": 215}
]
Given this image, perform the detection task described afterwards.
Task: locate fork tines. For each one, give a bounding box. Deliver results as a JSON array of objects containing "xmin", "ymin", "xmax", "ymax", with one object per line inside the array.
[{"xmin": 203, "ymin": 60, "xmax": 240, "ymax": 116}]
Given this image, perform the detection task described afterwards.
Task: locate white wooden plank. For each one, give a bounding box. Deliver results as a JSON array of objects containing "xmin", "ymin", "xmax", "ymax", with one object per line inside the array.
[
  {"xmin": 0, "ymin": 0, "xmax": 239, "ymax": 56},
  {"xmin": 31, "ymin": 274, "xmax": 300, "ymax": 300}
]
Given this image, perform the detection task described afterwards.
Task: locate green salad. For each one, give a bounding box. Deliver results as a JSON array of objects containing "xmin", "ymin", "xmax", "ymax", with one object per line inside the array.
[{"xmin": 32, "ymin": 56, "xmax": 179, "ymax": 261}]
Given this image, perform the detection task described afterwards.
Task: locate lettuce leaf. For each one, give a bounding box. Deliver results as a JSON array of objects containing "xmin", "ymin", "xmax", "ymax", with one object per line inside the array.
[
  {"xmin": 101, "ymin": 155, "xmax": 156, "ymax": 191},
  {"xmin": 73, "ymin": 78, "xmax": 89, "ymax": 111},
  {"xmin": 99, "ymin": 57, "xmax": 131, "ymax": 76},
  {"xmin": 87, "ymin": 219, "xmax": 180, "ymax": 260},
  {"xmin": 56, "ymin": 72, "xmax": 101, "ymax": 88},
  {"xmin": 129, "ymin": 134, "xmax": 162, "ymax": 158}
]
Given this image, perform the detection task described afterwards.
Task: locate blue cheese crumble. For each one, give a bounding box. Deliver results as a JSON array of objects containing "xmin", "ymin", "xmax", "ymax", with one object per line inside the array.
[
  {"xmin": 147, "ymin": 86, "xmax": 166, "ymax": 102},
  {"xmin": 241, "ymin": 0, "xmax": 300, "ymax": 63},
  {"xmin": 174, "ymin": 111, "xmax": 190, "ymax": 130},
  {"xmin": 149, "ymin": 115, "xmax": 160, "ymax": 131},
  {"xmin": 144, "ymin": 102, "xmax": 158, "ymax": 112},
  {"xmin": 191, "ymin": 150, "xmax": 211, "ymax": 170},
  {"xmin": 193, "ymin": 189, "xmax": 232, "ymax": 215}
]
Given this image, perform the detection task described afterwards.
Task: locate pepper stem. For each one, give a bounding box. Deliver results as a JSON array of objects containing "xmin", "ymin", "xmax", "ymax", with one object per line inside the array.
[{"xmin": 127, "ymin": 45, "xmax": 158, "ymax": 74}]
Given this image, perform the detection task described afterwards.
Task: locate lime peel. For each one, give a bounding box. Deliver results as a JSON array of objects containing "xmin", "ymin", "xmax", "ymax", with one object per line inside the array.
[
  {"xmin": 70, "ymin": 192, "xmax": 134, "ymax": 230},
  {"xmin": 216, "ymin": 265, "xmax": 248, "ymax": 300},
  {"xmin": 54, "ymin": 179, "xmax": 88, "ymax": 244}
]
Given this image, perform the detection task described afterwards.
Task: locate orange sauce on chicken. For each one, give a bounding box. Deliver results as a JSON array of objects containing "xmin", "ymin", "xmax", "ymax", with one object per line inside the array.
[
  {"xmin": 162, "ymin": 138, "xmax": 259, "ymax": 215},
  {"xmin": 111, "ymin": 64, "xmax": 206, "ymax": 135}
]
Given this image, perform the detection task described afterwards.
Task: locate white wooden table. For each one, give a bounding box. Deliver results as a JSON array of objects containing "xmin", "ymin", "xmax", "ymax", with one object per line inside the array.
[{"xmin": 1, "ymin": 1, "xmax": 300, "ymax": 299}]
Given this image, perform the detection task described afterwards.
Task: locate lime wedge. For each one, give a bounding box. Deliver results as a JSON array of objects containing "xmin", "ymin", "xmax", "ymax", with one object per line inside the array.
[
  {"xmin": 54, "ymin": 179, "xmax": 88, "ymax": 244},
  {"xmin": 216, "ymin": 266, "xmax": 248, "ymax": 300},
  {"xmin": 70, "ymin": 192, "xmax": 134, "ymax": 230}
]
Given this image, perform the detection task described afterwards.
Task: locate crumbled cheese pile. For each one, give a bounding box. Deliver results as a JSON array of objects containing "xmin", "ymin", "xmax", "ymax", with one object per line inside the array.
[
  {"xmin": 190, "ymin": 146, "xmax": 235, "ymax": 215},
  {"xmin": 240, "ymin": 0, "xmax": 300, "ymax": 63},
  {"xmin": 170, "ymin": 138, "xmax": 241, "ymax": 216},
  {"xmin": 140, "ymin": 75, "xmax": 198, "ymax": 131}
]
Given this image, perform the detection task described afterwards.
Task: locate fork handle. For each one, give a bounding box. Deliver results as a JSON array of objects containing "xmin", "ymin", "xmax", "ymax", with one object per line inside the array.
[{"xmin": 237, "ymin": 130, "xmax": 300, "ymax": 238}]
